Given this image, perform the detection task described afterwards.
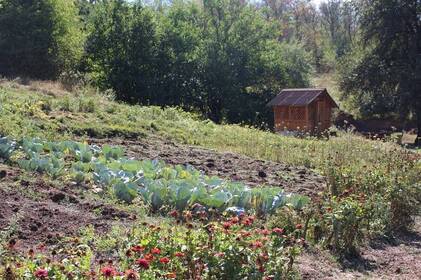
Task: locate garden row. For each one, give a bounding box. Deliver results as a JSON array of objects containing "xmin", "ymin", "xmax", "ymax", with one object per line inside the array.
[{"xmin": 0, "ymin": 136, "xmax": 309, "ymax": 215}]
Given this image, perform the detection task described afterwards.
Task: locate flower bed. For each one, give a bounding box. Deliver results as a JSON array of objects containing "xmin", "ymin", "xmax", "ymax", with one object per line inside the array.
[{"xmin": 3, "ymin": 213, "xmax": 306, "ymax": 279}]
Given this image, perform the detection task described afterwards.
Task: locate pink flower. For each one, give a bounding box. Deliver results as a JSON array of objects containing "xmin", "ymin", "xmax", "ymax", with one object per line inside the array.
[
  {"xmin": 272, "ymin": 228, "xmax": 284, "ymax": 235},
  {"xmin": 260, "ymin": 229, "xmax": 270, "ymax": 236},
  {"xmin": 250, "ymin": 241, "xmax": 263, "ymax": 249},
  {"xmin": 230, "ymin": 216, "xmax": 239, "ymax": 224},
  {"xmin": 34, "ymin": 268, "xmax": 48, "ymax": 279},
  {"xmin": 222, "ymin": 222, "xmax": 232, "ymax": 229},
  {"xmin": 100, "ymin": 266, "xmax": 118, "ymax": 278},
  {"xmin": 151, "ymin": 247, "xmax": 161, "ymax": 254}
]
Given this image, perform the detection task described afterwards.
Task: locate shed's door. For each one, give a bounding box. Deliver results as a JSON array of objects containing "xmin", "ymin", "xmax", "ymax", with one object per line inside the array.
[{"xmin": 316, "ymin": 101, "xmax": 323, "ymax": 130}]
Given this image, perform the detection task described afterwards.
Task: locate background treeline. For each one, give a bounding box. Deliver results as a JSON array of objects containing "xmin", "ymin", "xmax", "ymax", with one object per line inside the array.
[{"xmin": 0, "ymin": 0, "xmax": 419, "ymax": 132}]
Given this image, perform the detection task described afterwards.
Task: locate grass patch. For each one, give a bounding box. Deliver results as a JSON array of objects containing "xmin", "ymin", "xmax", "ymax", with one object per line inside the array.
[{"xmin": 1, "ymin": 79, "xmax": 420, "ymax": 254}]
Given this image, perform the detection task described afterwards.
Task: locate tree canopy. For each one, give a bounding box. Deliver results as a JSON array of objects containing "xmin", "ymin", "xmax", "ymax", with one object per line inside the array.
[
  {"xmin": 0, "ymin": 0, "xmax": 85, "ymax": 79},
  {"xmin": 0, "ymin": 0, "xmax": 419, "ymax": 134},
  {"xmin": 338, "ymin": 0, "xmax": 421, "ymax": 137}
]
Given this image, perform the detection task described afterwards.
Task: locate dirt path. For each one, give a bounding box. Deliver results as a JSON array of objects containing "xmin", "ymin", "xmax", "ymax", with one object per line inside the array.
[
  {"xmin": 297, "ymin": 218, "xmax": 421, "ymax": 279},
  {"xmin": 89, "ymin": 137, "xmax": 327, "ymax": 198}
]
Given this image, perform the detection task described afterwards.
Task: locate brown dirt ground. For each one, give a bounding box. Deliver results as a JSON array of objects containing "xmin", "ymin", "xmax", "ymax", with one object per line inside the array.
[
  {"xmin": 0, "ymin": 163, "xmax": 135, "ymax": 251},
  {"xmin": 88, "ymin": 137, "xmax": 327, "ymax": 198},
  {"xmin": 297, "ymin": 219, "xmax": 421, "ymax": 280}
]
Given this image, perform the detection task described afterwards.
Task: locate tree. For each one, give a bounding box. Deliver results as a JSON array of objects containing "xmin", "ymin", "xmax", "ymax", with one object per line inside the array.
[
  {"xmin": 86, "ymin": 0, "xmax": 312, "ymax": 126},
  {"xmin": 339, "ymin": 0, "xmax": 421, "ymax": 140},
  {"xmin": 86, "ymin": 0, "xmax": 163, "ymax": 103},
  {"xmin": 0, "ymin": 0, "xmax": 85, "ymax": 79}
]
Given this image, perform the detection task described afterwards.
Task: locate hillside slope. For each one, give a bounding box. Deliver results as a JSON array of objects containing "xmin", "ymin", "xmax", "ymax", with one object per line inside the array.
[{"xmin": 1, "ymin": 79, "xmax": 420, "ymax": 279}]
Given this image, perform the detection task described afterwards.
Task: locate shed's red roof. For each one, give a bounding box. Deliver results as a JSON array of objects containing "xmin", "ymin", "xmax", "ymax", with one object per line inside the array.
[{"xmin": 267, "ymin": 88, "xmax": 337, "ymax": 107}]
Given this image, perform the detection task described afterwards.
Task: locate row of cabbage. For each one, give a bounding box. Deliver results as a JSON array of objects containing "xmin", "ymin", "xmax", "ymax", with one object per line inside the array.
[{"xmin": 0, "ymin": 136, "xmax": 310, "ymax": 214}]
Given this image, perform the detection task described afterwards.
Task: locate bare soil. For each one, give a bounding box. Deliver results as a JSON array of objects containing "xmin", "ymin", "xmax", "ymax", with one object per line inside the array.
[
  {"xmin": 88, "ymin": 137, "xmax": 327, "ymax": 198},
  {"xmin": 0, "ymin": 164, "xmax": 134, "ymax": 251},
  {"xmin": 297, "ymin": 219, "xmax": 421, "ymax": 280}
]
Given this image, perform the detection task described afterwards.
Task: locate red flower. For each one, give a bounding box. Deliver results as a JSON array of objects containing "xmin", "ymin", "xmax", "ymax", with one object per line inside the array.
[
  {"xmin": 174, "ymin": 252, "xmax": 185, "ymax": 258},
  {"xmin": 165, "ymin": 272, "xmax": 177, "ymax": 279},
  {"xmin": 251, "ymin": 241, "xmax": 263, "ymax": 249},
  {"xmin": 125, "ymin": 269, "xmax": 138, "ymax": 279},
  {"xmin": 169, "ymin": 210, "xmax": 178, "ymax": 218},
  {"xmin": 135, "ymin": 258, "xmax": 150, "ymax": 269},
  {"xmin": 159, "ymin": 257, "xmax": 170, "ymax": 264},
  {"xmin": 222, "ymin": 222, "xmax": 232, "ymax": 229},
  {"xmin": 295, "ymin": 224, "xmax": 303, "ymax": 230},
  {"xmin": 100, "ymin": 266, "xmax": 118, "ymax": 278},
  {"xmin": 230, "ymin": 216, "xmax": 239, "ymax": 224},
  {"xmin": 145, "ymin": 253, "xmax": 154, "ymax": 261},
  {"xmin": 272, "ymin": 228, "xmax": 284, "ymax": 235},
  {"xmin": 151, "ymin": 247, "xmax": 161, "ymax": 254},
  {"xmin": 34, "ymin": 268, "xmax": 48, "ymax": 279},
  {"xmin": 131, "ymin": 245, "xmax": 145, "ymax": 252},
  {"xmin": 242, "ymin": 217, "xmax": 254, "ymax": 226}
]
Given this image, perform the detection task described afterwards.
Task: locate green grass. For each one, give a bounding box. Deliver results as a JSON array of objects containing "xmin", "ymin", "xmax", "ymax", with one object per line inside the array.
[
  {"xmin": 0, "ymin": 79, "xmax": 419, "ymax": 175},
  {"xmin": 0, "ymin": 77, "xmax": 421, "ymax": 247}
]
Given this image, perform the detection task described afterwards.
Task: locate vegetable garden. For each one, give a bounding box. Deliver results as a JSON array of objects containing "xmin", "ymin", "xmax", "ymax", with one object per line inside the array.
[{"xmin": 0, "ymin": 136, "xmax": 309, "ymax": 215}]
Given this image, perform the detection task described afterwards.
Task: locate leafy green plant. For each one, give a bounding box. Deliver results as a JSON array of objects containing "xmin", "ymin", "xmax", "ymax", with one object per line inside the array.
[
  {"xmin": 0, "ymin": 137, "xmax": 16, "ymax": 160},
  {"xmin": 4, "ymin": 136, "xmax": 311, "ymax": 215}
]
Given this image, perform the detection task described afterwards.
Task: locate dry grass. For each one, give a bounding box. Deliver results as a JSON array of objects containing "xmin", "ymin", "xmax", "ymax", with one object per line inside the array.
[
  {"xmin": 310, "ymin": 72, "xmax": 341, "ymax": 105},
  {"xmin": 0, "ymin": 77, "xmax": 72, "ymax": 97}
]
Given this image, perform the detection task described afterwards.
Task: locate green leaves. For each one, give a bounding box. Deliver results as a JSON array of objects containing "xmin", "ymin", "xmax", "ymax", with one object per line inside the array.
[
  {"xmin": 0, "ymin": 137, "xmax": 16, "ymax": 160},
  {"xmin": 6, "ymin": 137, "xmax": 310, "ymax": 214}
]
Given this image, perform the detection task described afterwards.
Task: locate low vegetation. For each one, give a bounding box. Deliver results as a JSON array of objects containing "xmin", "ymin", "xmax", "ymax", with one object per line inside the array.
[
  {"xmin": 2, "ymin": 212, "xmax": 306, "ymax": 279},
  {"xmin": 0, "ymin": 136, "xmax": 309, "ymax": 213},
  {"xmin": 0, "ymin": 80, "xmax": 420, "ymax": 279}
]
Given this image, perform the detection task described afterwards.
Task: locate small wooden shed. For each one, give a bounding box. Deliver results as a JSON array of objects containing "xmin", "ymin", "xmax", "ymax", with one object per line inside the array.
[{"xmin": 267, "ymin": 88, "xmax": 338, "ymax": 133}]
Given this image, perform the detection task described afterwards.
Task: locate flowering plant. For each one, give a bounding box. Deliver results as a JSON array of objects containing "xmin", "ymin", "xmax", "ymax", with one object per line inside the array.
[{"xmin": 2, "ymin": 212, "xmax": 305, "ymax": 279}]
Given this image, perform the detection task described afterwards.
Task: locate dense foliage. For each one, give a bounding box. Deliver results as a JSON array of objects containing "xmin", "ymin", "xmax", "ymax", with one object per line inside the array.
[
  {"xmin": 0, "ymin": 0, "xmax": 84, "ymax": 79},
  {"xmin": 338, "ymin": 0, "xmax": 421, "ymax": 138},
  {"xmin": 84, "ymin": 0, "xmax": 312, "ymax": 125}
]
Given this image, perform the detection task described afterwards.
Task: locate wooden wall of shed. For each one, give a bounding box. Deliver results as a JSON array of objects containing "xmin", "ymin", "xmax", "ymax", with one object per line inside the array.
[
  {"xmin": 274, "ymin": 105, "xmax": 310, "ymax": 131},
  {"xmin": 273, "ymin": 93, "xmax": 335, "ymax": 133}
]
